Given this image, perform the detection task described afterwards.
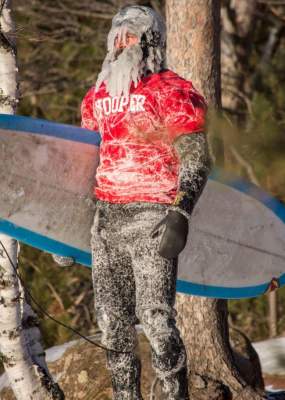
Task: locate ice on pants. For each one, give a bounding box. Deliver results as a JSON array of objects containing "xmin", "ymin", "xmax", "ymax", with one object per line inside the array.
[{"xmin": 91, "ymin": 201, "xmax": 189, "ymax": 400}]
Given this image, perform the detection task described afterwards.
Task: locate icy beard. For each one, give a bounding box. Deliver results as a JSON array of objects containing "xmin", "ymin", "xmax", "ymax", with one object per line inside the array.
[{"xmin": 95, "ymin": 44, "xmax": 144, "ymax": 98}]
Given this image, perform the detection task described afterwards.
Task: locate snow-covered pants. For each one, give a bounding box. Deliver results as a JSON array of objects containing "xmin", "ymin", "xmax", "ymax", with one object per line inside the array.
[{"xmin": 91, "ymin": 201, "xmax": 189, "ymax": 400}]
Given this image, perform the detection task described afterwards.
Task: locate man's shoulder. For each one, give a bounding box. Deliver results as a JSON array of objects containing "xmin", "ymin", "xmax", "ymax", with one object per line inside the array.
[
  {"xmin": 146, "ymin": 69, "xmax": 194, "ymax": 93},
  {"xmin": 83, "ymin": 84, "xmax": 107, "ymax": 102},
  {"xmin": 82, "ymin": 86, "xmax": 95, "ymax": 105},
  {"xmin": 161, "ymin": 69, "xmax": 192, "ymax": 84}
]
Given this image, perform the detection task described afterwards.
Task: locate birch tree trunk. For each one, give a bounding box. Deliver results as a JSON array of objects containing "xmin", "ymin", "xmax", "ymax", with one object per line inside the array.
[
  {"xmin": 166, "ymin": 1, "xmax": 265, "ymax": 399},
  {"xmin": 0, "ymin": 1, "xmax": 64, "ymax": 398}
]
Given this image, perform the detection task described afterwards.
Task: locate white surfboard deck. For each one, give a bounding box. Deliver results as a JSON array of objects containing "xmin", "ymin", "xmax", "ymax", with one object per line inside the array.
[{"xmin": 1, "ymin": 114, "xmax": 285, "ymax": 299}]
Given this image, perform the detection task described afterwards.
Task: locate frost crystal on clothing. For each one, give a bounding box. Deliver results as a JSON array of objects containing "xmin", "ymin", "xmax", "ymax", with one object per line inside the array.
[
  {"xmin": 172, "ymin": 132, "xmax": 212, "ymax": 218},
  {"xmin": 96, "ymin": 44, "xmax": 144, "ymax": 98},
  {"xmin": 96, "ymin": 6, "xmax": 166, "ymax": 98},
  {"xmin": 82, "ymin": 7, "xmax": 210, "ymax": 399},
  {"xmin": 81, "ymin": 70, "xmax": 207, "ymax": 205},
  {"xmin": 91, "ymin": 202, "xmax": 189, "ymax": 399}
]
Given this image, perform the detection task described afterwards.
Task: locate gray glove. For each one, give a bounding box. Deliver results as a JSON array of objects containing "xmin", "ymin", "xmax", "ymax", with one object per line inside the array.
[{"xmin": 52, "ymin": 254, "xmax": 75, "ymax": 267}]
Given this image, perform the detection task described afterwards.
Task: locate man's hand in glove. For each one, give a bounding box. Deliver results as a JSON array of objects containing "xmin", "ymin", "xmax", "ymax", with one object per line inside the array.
[
  {"xmin": 150, "ymin": 210, "xmax": 188, "ymax": 260},
  {"xmin": 52, "ymin": 254, "xmax": 75, "ymax": 267}
]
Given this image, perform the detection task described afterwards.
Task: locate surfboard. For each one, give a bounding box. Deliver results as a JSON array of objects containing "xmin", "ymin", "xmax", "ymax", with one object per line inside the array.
[{"xmin": 1, "ymin": 114, "xmax": 285, "ymax": 299}]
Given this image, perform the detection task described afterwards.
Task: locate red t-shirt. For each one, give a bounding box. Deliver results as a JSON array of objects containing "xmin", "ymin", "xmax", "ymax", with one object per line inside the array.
[{"xmin": 81, "ymin": 69, "xmax": 206, "ymax": 204}]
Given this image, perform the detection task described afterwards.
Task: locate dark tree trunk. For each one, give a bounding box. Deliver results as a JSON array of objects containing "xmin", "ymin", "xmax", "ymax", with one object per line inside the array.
[
  {"xmin": 221, "ymin": 0, "xmax": 257, "ymax": 116},
  {"xmin": 166, "ymin": 0, "xmax": 221, "ymax": 107},
  {"xmin": 165, "ymin": 1, "xmax": 265, "ymax": 399}
]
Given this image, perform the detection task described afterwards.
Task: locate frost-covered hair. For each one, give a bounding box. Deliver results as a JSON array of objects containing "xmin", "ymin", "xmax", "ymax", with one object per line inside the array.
[{"xmin": 96, "ymin": 5, "xmax": 166, "ymax": 97}]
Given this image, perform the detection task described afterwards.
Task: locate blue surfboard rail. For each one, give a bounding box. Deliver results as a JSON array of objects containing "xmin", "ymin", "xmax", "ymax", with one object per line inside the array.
[
  {"xmin": 0, "ymin": 219, "xmax": 92, "ymax": 267},
  {"xmin": 1, "ymin": 215, "xmax": 284, "ymax": 299},
  {"xmin": 1, "ymin": 114, "xmax": 285, "ymax": 299},
  {"xmin": 0, "ymin": 113, "xmax": 101, "ymax": 146}
]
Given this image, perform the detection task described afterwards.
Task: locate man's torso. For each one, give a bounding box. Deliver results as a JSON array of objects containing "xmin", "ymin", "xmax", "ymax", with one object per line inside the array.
[{"xmin": 81, "ymin": 69, "xmax": 206, "ymax": 204}]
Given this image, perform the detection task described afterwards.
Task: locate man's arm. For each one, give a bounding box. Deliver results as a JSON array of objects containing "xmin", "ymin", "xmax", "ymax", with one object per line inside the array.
[
  {"xmin": 172, "ymin": 132, "xmax": 212, "ymax": 218},
  {"xmin": 151, "ymin": 132, "xmax": 212, "ymax": 260},
  {"xmin": 81, "ymin": 86, "xmax": 99, "ymax": 131}
]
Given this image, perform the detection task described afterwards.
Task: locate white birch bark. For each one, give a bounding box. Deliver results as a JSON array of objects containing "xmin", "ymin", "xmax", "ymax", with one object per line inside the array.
[
  {"xmin": 0, "ymin": 238, "xmax": 48, "ymax": 399},
  {"xmin": 0, "ymin": 1, "xmax": 64, "ymax": 398}
]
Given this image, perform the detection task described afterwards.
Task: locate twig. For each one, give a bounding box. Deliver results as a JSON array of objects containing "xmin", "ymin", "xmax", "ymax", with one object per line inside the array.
[
  {"xmin": 149, "ymin": 377, "xmax": 159, "ymax": 400},
  {"xmin": 268, "ymin": 5, "xmax": 285, "ymax": 21},
  {"xmin": 82, "ymin": 304, "xmax": 92, "ymax": 327},
  {"xmin": 229, "ymin": 145, "xmax": 260, "ymax": 186},
  {"xmin": 150, "ymin": 0, "xmax": 162, "ymax": 14},
  {"xmin": 36, "ymin": 4, "xmax": 113, "ymax": 20},
  {"xmin": 71, "ymin": 313, "xmax": 80, "ymax": 326},
  {"xmin": 262, "ymin": 22, "xmax": 283, "ymax": 63},
  {"xmin": 258, "ymin": 0, "xmax": 285, "ymax": 4},
  {"xmin": 74, "ymin": 291, "xmax": 86, "ymax": 306},
  {"xmin": 19, "ymin": 257, "xmax": 42, "ymax": 274},
  {"xmin": 46, "ymin": 281, "xmax": 65, "ymax": 312},
  {"xmin": 0, "ymin": 0, "xmax": 6, "ymax": 17}
]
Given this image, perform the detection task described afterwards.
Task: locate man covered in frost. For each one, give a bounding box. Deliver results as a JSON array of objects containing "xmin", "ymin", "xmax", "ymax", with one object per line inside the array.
[{"xmin": 81, "ymin": 5, "xmax": 211, "ymax": 400}]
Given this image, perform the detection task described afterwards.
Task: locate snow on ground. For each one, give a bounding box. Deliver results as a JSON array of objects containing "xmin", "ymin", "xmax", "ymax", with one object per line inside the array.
[
  {"xmin": 253, "ymin": 338, "xmax": 285, "ymax": 375},
  {"xmin": 253, "ymin": 338, "xmax": 285, "ymax": 398},
  {"xmin": 0, "ymin": 339, "xmax": 78, "ymax": 392},
  {"xmin": 1, "ymin": 334, "xmax": 285, "ymax": 397}
]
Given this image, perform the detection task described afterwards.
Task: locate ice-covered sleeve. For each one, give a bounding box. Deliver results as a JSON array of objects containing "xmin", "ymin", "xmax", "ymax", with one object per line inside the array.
[
  {"xmin": 160, "ymin": 82, "xmax": 211, "ymax": 218},
  {"xmin": 171, "ymin": 132, "xmax": 212, "ymax": 218},
  {"xmin": 81, "ymin": 86, "xmax": 99, "ymax": 131},
  {"xmin": 160, "ymin": 83, "xmax": 207, "ymax": 142}
]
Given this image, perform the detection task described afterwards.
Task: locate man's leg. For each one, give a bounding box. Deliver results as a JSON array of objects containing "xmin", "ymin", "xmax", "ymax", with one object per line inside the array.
[
  {"xmin": 129, "ymin": 207, "xmax": 189, "ymax": 400},
  {"xmin": 91, "ymin": 205, "xmax": 143, "ymax": 400}
]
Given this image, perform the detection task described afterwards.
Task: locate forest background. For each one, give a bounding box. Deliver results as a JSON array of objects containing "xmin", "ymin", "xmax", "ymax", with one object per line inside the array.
[{"xmin": 7, "ymin": 0, "xmax": 285, "ymax": 357}]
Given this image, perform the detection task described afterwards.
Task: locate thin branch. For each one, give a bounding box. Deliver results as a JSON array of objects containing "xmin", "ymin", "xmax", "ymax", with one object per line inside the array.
[
  {"xmin": 46, "ymin": 281, "xmax": 65, "ymax": 312},
  {"xmin": 74, "ymin": 291, "xmax": 86, "ymax": 306},
  {"xmin": 35, "ymin": 5, "xmax": 113, "ymax": 20},
  {"xmin": 19, "ymin": 258, "xmax": 42, "ymax": 274},
  {"xmin": 71, "ymin": 313, "xmax": 80, "ymax": 326},
  {"xmin": 0, "ymin": 0, "xmax": 6, "ymax": 17},
  {"xmin": 268, "ymin": 5, "xmax": 285, "ymax": 21},
  {"xmin": 149, "ymin": 377, "xmax": 159, "ymax": 400},
  {"xmin": 261, "ymin": 22, "xmax": 284, "ymax": 63},
  {"xmin": 82, "ymin": 304, "xmax": 92, "ymax": 326},
  {"xmin": 150, "ymin": 0, "xmax": 162, "ymax": 14},
  {"xmin": 258, "ymin": 0, "xmax": 285, "ymax": 4},
  {"xmin": 229, "ymin": 146, "xmax": 260, "ymax": 186}
]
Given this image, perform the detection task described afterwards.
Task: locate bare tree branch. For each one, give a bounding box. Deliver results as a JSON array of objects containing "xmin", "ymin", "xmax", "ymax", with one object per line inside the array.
[
  {"xmin": 229, "ymin": 146, "xmax": 260, "ymax": 185},
  {"xmin": 46, "ymin": 282, "xmax": 66, "ymax": 312}
]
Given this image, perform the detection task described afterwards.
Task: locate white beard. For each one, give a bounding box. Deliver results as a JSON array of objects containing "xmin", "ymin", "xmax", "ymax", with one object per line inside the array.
[{"xmin": 95, "ymin": 44, "xmax": 144, "ymax": 98}]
